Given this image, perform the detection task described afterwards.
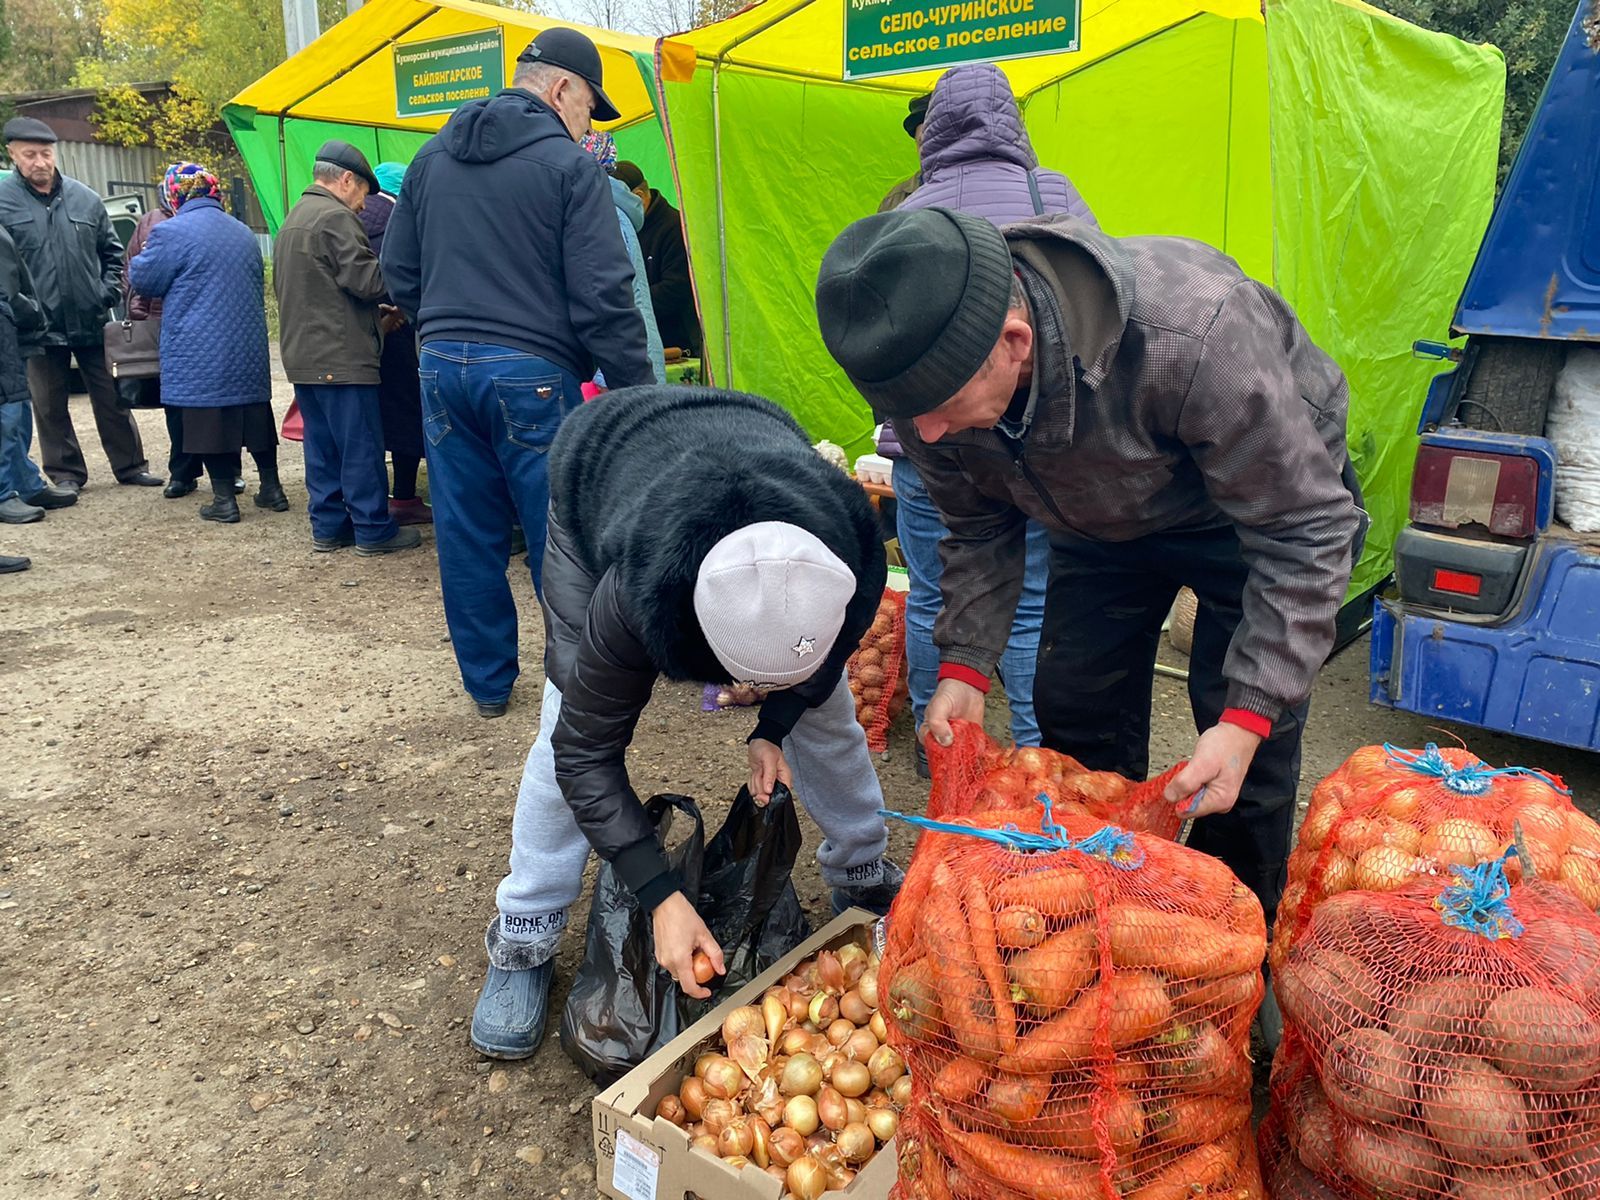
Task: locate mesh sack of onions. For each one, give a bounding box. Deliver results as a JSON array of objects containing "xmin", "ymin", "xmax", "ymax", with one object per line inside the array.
[
  {"xmin": 848, "ymin": 589, "xmax": 909, "ymax": 753},
  {"xmin": 879, "ymin": 788, "xmax": 1267, "ymax": 1200},
  {"xmin": 1272, "ymin": 743, "xmax": 1596, "ymax": 970},
  {"xmin": 1264, "ymin": 858, "xmax": 1600, "ymax": 1199}
]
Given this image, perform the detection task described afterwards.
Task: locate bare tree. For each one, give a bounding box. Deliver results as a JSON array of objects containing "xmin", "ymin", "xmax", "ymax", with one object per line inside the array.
[{"xmin": 572, "ymin": 0, "xmax": 633, "ymax": 31}]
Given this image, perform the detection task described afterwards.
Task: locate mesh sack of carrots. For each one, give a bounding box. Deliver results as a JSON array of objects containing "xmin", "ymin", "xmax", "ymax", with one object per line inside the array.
[
  {"xmin": 1272, "ymin": 742, "xmax": 1596, "ymax": 970},
  {"xmin": 847, "ymin": 589, "xmax": 909, "ymax": 753},
  {"xmin": 926, "ymin": 719, "xmax": 1188, "ymax": 841},
  {"xmin": 1265, "ymin": 857, "xmax": 1600, "ymax": 1199},
  {"xmin": 879, "ymin": 797, "xmax": 1267, "ymax": 1200}
]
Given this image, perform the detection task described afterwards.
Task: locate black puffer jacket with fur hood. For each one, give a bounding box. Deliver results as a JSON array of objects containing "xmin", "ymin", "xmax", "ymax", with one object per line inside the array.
[{"xmin": 542, "ymin": 387, "xmax": 887, "ymax": 911}]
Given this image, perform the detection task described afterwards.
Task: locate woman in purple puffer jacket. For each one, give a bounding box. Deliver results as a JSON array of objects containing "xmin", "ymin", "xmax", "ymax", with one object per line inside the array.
[{"xmin": 882, "ymin": 63, "xmax": 1097, "ymax": 771}]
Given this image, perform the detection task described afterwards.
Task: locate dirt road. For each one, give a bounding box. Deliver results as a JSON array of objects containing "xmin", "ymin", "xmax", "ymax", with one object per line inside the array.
[{"xmin": 4, "ymin": 389, "xmax": 1597, "ymax": 1200}]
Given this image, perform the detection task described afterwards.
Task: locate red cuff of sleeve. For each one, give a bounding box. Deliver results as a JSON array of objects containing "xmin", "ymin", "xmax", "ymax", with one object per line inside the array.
[
  {"xmin": 1220, "ymin": 707, "xmax": 1273, "ymax": 739},
  {"xmin": 938, "ymin": 663, "xmax": 992, "ymax": 694}
]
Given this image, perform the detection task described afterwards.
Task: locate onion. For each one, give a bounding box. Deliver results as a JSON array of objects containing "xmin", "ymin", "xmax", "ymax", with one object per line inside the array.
[
  {"xmin": 890, "ymin": 1076, "xmax": 912, "ymax": 1108},
  {"xmin": 695, "ymin": 1053, "xmax": 723, "ymax": 1080},
  {"xmin": 838, "ymin": 943, "xmax": 869, "ymax": 982},
  {"xmin": 703, "ymin": 1057, "xmax": 745, "ymax": 1101},
  {"xmin": 723, "ymin": 1006, "xmax": 766, "ymax": 1045},
  {"xmin": 749, "ymin": 1116, "xmax": 772, "ymax": 1168},
  {"xmin": 780, "ymin": 1053, "xmax": 823, "ymax": 1097},
  {"xmin": 869, "ymin": 1011, "xmax": 888, "ymax": 1043},
  {"xmin": 869, "ymin": 1045, "xmax": 906, "ymax": 1090},
  {"xmin": 787, "ymin": 990, "xmax": 811, "ymax": 1023},
  {"xmin": 829, "ymin": 1166, "xmax": 858, "ymax": 1190},
  {"xmin": 817, "ymin": 950, "xmax": 846, "ymax": 994},
  {"xmin": 655, "ymin": 1094, "xmax": 685, "ymax": 1126},
  {"xmin": 691, "ymin": 951, "xmax": 715, "ymax": 984},
  {"xmin": 765, "ymin": 1164, "xmax": 788, "ymax": 1183},
  {"xmin": 781, "ymin": 1028, "xmax": 813, "ymax": 1056},
  {"xmin": 680, "ymin": 1077, "xmax": 708, "ymax": 1120},
  {"xmin": 806, "ymin": 1033, "xmax": 834, "ymax": 1059},
  {"xmin": 762, "ymin": 993, "xmax": 788, "ymax": 1045},
  {"xmin": 857, "ymin": 969, "xmax": 880, "ymax": 1010},
  {"xmin": 809, "ymin": 992, "xmax": 839, "ymax": 1027},
  {"xmin": 868, "ymin": 1107, "xmax": 899, "ymax": 1142},
  {"xmin": 832, "ymin": 1061, "xmax": 872, "ymax": 1099},
  {"xmin": 798, "ymin": 962, "xmax": 821, "ymax": 990},
  {"xmin": 819, "ymin": 1050, "xmax": 848, "ymax": 1080},
  {"xmin": 845, "ymin": 1027, "xmax": 878, "ymax": 1062},
  {"xmin": 702, "ymin": 1098, "xmax": 737, "ymax": 1135},
  {"xmin": 728, "ymin": 1033, "xmax": 769, "ymax": 1082},
  {"xmin": 865, "ymin": 1088, "xmax": 891, "ymax": 1109},
  {"xmin": 817, "ymin": 1085, "xmax": 848, "ymax": 1132},
  {"xmin": 718, "ymin": 1117, "xmax": 754, "ymax": 1158},
  {"xmin": 827, "ymin": 1018, "xmax": 855, "ymax": 1047},
  {"xmin": 784, "ymin": 1094, "xmax": 820, "ymax": 1136},
  {"xmin": 787, "ymin": 1155, "xmax": 828, "ymax": 1200},
  {"xmin": 721, "ymin": 1155, "xmax": 749, "ymax": 1170},
  {"xmin": 839, "ymin": 990, "xmax": 872, "ymax": 1026},
  {"xmin": 838, "ymin": 1121, "xmax": 875, "ymax": 1164},
  {"xmin": 806, "ymin": 1132, "xmax": 833, "ymax": 1156},
  {"xmin": 691, "ymin": 1133, "xmax": 719, "ymax": 1155},
  {"xmin": 844, "ymin": 1098, "xmax": 868, "ymax": 1126},
  {"xmin": 769, "ymin": 1125, "xmax": 806, "ymax": 1168}
]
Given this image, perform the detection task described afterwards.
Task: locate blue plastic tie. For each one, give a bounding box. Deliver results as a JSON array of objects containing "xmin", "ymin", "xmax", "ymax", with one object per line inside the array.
[
  {"xmin": 1433, "ymin": 846, "xmax": 1524, "ymax": 940},
  {"xmin": 1384, "ymin": 743, "xmax": 1570, "ymax": 798},
  {"xmin": 877, "ymin": 793, "xmax": 1145, "ymax": 870}
]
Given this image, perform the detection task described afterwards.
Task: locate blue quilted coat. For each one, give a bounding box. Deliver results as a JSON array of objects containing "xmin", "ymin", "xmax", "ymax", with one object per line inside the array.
[{"xmin": 128, "ymin": 197, "xmax": 270, "ymax": 408}]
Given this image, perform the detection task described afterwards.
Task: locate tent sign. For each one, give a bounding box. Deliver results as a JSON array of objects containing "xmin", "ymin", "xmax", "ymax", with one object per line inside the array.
[
  {"xmin": 843, "ymin": 0, "xmax": 1079, "ymax": 79},
  {"xmin": 394, "ymin": 29, "xmax": 505, "ymax": 118}
]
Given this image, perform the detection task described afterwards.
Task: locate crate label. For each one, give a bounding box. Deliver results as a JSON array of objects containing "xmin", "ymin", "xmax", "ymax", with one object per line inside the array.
[{"xmin": 613, "ymin": 1129, "xmax": 660, "ymax": 1200}]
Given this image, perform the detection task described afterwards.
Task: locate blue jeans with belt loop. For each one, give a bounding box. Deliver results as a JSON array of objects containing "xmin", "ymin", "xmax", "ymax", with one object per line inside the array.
[{"xmin": 418, "ymin": 341, "xmax": 578, "ymax": 706}]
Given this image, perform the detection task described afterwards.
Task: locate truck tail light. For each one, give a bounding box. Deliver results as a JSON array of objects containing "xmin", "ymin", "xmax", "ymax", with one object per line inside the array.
[
  {"xmin": 1410, "ymin": 446, "xmax": 1539, "ymax": 538},
  {"xmin": 1432, "ymin": 568, "xmax": 1483, "ymax": 597}
]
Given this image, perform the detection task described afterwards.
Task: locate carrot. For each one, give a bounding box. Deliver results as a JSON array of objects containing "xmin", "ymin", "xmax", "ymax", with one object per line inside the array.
[
  {"xmin": 1144, "ymin": 1022, "xmax": 1252, "ymax": 1097},
  {"xmin": 1006, "ymin": 926, "xmax": 1097, "ymax": 1010},
  {"xmin": 889, "ymin": 841, "xmax": 945, "ymax": 958},
  {"xmin": 1173, "ymin": 969, "xmax": 1262, "ymax": 1045},
  {"xmin": 985, "ymin": 1071, "xmax": 1049, "ymax": 1122},
  {"xmin": 1107, "ymin": 905, "xmax": 1264, "ymax": 980},
  {"xmin": 886, "ymin": 956, "xmax": 945, "ymax": 1044},
  {"xmin": 1146, "ymin": 1095, "xmax": 1251, "ymax": 1148},
  {"xmin": 939, "ymin": 1122, "xmax": 1103, "ymax": 1200},
  {"xmin": 990, "ymin": 864, "xmax": 1092, "ymax": 918},
  {"xmin": 932, "ymin": 1055, "xmax": 990, "ymax": 1104},
  {"xmin": 997, "ymin": 972, "xmax": 1174, "ymax": 1074},
  {"xmin": 1126, "ymin": 1142, "xmax": 1233, "ymax": 1200},
  {"xmin": 1013, "ymin": 1091, "xmax": 1147, "ymax": 1158},
  {"xmin": 963, "ymin": 874, "xmax": 1019, "ymax": 1054},
  {"xmin": 995, "ymin": 904, "xmax": 1046, "ymax": 949},
  {"xmin": 926, "ymin": 865, "xmax": 1002, "ymax": 1061}
]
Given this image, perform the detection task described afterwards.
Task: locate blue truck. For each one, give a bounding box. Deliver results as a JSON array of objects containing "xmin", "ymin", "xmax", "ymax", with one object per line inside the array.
[{"xmin": 1370, "ymin": 1, "xmax": 1600, "ymax": 753}]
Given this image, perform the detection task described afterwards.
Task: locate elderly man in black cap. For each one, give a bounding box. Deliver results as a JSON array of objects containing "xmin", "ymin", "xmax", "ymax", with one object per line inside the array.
[
  {"xmin": 0, "ymin": 117, "xmax": 158, "ymax": 494},
  {"xmin": 274, "ymin": 140, "xmax": 420, "ymax": 557},
  {"xmin": 877, "ymin": 93, "xmax": 930, "ymax": 213},
  {"xmin": 382, "ymin": 27, "xmax": 652, "ymax": 718}
]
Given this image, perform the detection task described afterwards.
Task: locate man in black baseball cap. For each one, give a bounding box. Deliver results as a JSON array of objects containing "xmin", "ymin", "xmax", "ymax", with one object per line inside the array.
[
  {"xmin": 878, "ymin": 92, "xmax": 931, "ymax": 213},
  {"xmin": 516, "ymin": 27, "xmax": 620, "ymax": 124}
]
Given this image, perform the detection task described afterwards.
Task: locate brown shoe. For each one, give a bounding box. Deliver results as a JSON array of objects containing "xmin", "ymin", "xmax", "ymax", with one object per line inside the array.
[{"xmin": 389, "ymin": 497, "xmax": 433, "ymax": 526}]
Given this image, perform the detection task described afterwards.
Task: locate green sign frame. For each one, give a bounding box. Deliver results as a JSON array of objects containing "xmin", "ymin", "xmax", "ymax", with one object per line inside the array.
[
  {"xmin": 843, "ymin": 0, "xmax": 1080, "ymax": 80},
  {"xmin": 394, "ymin": 28, "xmax": 506, "ymax": 119}
]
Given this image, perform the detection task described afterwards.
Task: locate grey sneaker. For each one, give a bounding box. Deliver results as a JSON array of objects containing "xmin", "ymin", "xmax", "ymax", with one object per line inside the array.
[
  {"xmin": 355, "ymin": 526, "xmax": 423, "ymax": 557},
  {"xmin": 470, "ymin": 959, "xmax": 555, "ymax": 1060},
  {"xmin": 832, "ymin": 858, "xmax": 905, "ymax": 918},
  {"xmin": 0, "ymin": 497, "xmax": 44, "ymax": 524}
]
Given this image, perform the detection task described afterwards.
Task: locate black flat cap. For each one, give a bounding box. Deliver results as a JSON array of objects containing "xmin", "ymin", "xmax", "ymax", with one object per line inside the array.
[
  {"xmin": 3, "ymin": 117, "xmax": 58, "ymax": 145},
  {"xmin": 315, "ymin": 140, "xmax": 379, "ymax": 195},
  {"xmin": 517, "ymin": 27, "xmax": 620, "ymax": 123},
  {"xmin": 903, "ymin": 94, "xmax": 930, "ymax": 138}
]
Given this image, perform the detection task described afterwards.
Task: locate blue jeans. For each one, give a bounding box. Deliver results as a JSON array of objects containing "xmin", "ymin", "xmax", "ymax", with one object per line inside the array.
[
  {"xmin": 418, "ymin": 342, "xmax": 578, "ymax": 705},
  {"xmin": 0, "ymin": 400, "xmax": 51, "ymax": 502},
  {"xmin": 293, "ymin": 384, "xmax": 398, "ymax": 546},
  {"xmin": 893, "ymin": 455, "xmax": 1048, "ymax": 746}
]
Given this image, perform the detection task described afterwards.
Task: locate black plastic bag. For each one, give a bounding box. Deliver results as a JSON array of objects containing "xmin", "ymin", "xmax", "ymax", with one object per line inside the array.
[{"xmin": 559, "ymin": 794, "xmax": 704, "ymax": 1085}]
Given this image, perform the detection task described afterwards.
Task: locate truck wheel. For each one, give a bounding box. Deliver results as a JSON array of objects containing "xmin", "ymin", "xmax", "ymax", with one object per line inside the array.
[{"xmin": 1457, "ymin": 338, "xmax": 1564, "ymax": 435}]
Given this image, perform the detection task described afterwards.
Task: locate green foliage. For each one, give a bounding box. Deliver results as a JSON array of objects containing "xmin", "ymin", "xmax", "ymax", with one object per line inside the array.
[{"xmin": 0, "ymin": 0, "xmax": 105, "ymax": 92}]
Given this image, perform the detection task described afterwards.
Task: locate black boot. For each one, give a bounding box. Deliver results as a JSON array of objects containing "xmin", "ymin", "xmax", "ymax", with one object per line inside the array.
[
  {"xmin": 200, "ymin": 479, "xmax": 240, "ymax": 524},
  {"xmin": 254, "ymin": 467, "xmax": 289, "ymax": 512}
]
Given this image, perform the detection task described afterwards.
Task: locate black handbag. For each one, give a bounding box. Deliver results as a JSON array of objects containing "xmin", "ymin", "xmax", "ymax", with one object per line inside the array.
[{"xmin": 104, "ymin": 312, "xmax": 161, "ymax": 381}]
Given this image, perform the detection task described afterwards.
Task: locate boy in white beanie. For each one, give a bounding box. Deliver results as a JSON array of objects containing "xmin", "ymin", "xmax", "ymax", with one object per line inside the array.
[{"xmin": 471, "ymin": 386, "xmax": 901, "ymax": 1059}]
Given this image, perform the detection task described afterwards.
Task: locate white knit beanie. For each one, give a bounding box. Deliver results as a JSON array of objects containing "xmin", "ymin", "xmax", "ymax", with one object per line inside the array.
[{"xmin": 693, "ymin": 521, "xmax": 857, "ymax": 689}]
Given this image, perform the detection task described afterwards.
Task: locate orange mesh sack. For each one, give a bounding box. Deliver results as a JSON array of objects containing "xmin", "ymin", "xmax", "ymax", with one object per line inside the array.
[
  {"xmin": 879, "ymin": 796, "xmax": 1267, "ymax": 1200},
  {"xmin": 848, "ymin": 588, "xmax": 908, "ymax": 753},
  {"xmin": 926, "ymin": 719, "xmax": 1189, "ymax": 841},
  {"xmin": 1273, "ymin": 743, "xmax": 1597, "ymax": 970},
  {"xmin": 1265, "ymin": 860, "xmax": 1600, "ymax": 1199}
]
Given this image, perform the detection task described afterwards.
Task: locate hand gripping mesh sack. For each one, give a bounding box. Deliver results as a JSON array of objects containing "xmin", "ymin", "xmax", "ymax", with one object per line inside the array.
[
  {"xmin": 1263, "ymin": 860, "xmax": 1600, "ymax": 1199},
  {"xmin": 879, "ymin": 791, "xmax": 1267, "ymax": 1200},
  {"xmin": 1272, "ymin": 743, "xmax": 1597, "ymax": 971}
]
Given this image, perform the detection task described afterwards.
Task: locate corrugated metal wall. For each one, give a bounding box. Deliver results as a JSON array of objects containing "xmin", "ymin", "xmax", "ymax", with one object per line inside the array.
[{"xmin": 55, "ymin": 141, "xmax": 166, "ymax": 202}]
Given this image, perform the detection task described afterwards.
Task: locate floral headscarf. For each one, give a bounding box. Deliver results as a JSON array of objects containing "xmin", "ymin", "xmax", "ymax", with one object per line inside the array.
[
  {"xmin": 579, "ymin": 131, "xmax": 618, "ymax": 174},
  {"xmin": 163, "ymin": 162, "xmax": 221, "ymax": 211}
]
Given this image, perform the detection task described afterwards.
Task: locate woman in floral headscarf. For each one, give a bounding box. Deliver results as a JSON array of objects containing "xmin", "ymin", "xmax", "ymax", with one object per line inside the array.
[
  {"xmin": 129, "ymin": 163, "xmax": 280, "ymax": 523},
  {"xmin": 578, "ymin": 132, "xmax": 664, "ymax": 387}
]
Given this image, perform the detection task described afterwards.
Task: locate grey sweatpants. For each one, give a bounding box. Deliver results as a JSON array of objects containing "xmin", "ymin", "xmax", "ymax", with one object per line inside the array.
[{"xmin": 488, "ymin": 673, "xmax": 889, "ymax": 969}]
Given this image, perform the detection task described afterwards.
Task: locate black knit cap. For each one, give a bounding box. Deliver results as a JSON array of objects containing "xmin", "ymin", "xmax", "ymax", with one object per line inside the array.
[{"xmin": 815, "ymin": 208, "xmax": 1015, "ymax": 420}]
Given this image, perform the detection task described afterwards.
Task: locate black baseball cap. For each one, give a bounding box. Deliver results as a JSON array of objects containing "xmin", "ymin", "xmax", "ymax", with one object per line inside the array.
[
  {"xmin": 517, "ymin": 28, "xmax": 620, "ymax": 123},
  {"xmin": 3, "ymin": 117, "xmax": 58, "ymax": 145},
  {"xmin": 315, "ymin": 140, "xmax": 380, "ymax": 195},
  {"xmin": 903, "ymin": 94, "xmax": 930, "ymax": 138}
]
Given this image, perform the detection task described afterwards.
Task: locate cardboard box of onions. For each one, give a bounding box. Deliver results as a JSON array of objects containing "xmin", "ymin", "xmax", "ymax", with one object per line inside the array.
[{"xmin": 591, "ymin": 909, "xmax": 903, "ymax": 1200}]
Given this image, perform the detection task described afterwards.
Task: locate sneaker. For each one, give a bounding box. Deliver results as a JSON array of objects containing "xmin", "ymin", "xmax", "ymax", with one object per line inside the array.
[
  {"xmin": 312, "ymin": 531, "xmax": 356, "ymax": 553},
  {"xmin": 470, "ymin": 959, "xmax": 556, "ymax": 1060},
  {"xmin": 0, "ymin": 497, "xmax": 44, "ymax": 524},
  {"xmin": 831, "ymin": 858, "xmax": 905, "ymax": 918},
  {"xmin": 355, "ymin": 527, "xmax": 423, "ymax": 557},
  {"xmin": 389, "ymin": 497, "xmax": 433, "ymax": 526}
]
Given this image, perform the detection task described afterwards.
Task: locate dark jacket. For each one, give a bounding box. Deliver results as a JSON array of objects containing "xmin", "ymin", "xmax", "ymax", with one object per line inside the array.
[
  {"xmin": 901, "ymin": 64, "xmax": 1097, "ymax": 228},
  {"xmin": 878, "ymin": 174, "xmax": 920, "ymax": 213},
  {"xmin": 637, "ymin": 190, "xmax": 699, "ymax": 355},
  {"xmin": 358, "ymin": 191, "xmax": 396, "ymax": 261},
  {"xmin": 0, "ymin": 224, "xmax": 44, "ymax": 357},
  {"xmin": 124, "ymin": 202, "xmax": 172, "ymax": 321},
  {"xmin": 542, "ymin": 387, "xmax": 886, "ymax": 910},
  {"xmin": 898, "ymin": 217, "xmax": 1360, "ymax": 723},
  {"xmin": 129, "ymin": 198, "xmax": 270, "ymax": 410},
  {"xmin": 380, "ymin": 89, "xmax": 652, "ymax": 388},
  {"xmin": 0, "ymin": 169, "xmax": 123, "ymax": 347},
  {"xmin": 273, "ymin": 185, "xmax": 387, "ymax": 386},
  {"xmin": 0, "ymin": 287, "xmax": 28, "ymax": 405}
]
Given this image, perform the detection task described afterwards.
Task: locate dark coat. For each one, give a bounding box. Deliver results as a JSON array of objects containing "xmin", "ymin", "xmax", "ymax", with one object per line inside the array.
[
  {"xmin": 380, "ymin": 89, "xmax": 652, "ymax": 388},
  {"xmin": 273, "ymin": 185, "xmax": 387, "ymax": 386},
  {"xmin": 129, "ymin": 198, "xmax": 270, "ymax": 409},
  {"xmin": 0, "ymin": 169, "xmax": 123, "ymax": 347},
  {"xmin": 637, "ymin": 191, "xmax": 699, "ymax": 355},
  {"xmin": 0, "ymin": 224, "xmax": 44, "ymax": 357},
  {"xmin": 0, "ymin": 289, "xmax": 29, "ymax": 405},
  {"xmin": 540, "ymin": 387, "xmax": 886, "ymax": 908}
]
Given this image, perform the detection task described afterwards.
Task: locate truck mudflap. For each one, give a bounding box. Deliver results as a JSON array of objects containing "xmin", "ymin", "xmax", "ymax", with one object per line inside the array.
[{"xmin": 1371, "ymin": 537, "xmax": 1600, "ymax": 752}]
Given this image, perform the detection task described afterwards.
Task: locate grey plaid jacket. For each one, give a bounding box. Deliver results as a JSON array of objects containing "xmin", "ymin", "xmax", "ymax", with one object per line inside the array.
[{"xmin": 897, "ymin": 217, "xmax": 1361, "ymax": 722}]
